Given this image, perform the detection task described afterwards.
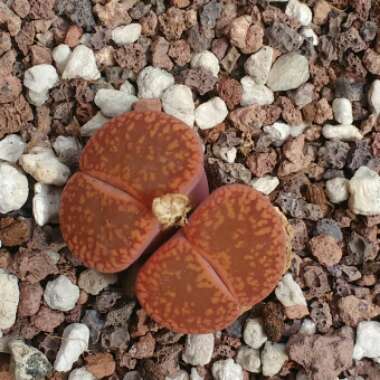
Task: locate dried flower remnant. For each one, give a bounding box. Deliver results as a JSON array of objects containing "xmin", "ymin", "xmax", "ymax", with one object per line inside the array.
[
  {"xmin": 136, "ymin": 184, "xmax": 288, "ymax": 333},
  {"xmin": 60, "ymin": 111, "xmax": 208, "ymax": 273}
]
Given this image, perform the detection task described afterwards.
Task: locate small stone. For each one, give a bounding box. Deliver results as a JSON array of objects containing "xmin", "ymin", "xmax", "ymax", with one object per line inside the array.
[
  {"xmin": 240, "ymin": 76, "xmax": 274, "ymax": 106},
  {"xmin": 180, "ymin": 67, "xmax": 217, "ymax": 95},
  {"xmin": 32, "ymin": 305, "xmax": 65, "ymax": 332},
  {"xmin": 0, "ymin": 270, "xmax": 19, "ymax": 329},
  {"xmin": 286, "ymin": 0, "xmax": 312, "ymax": 26},
  {"xmin": 151, "ymin": 36, "xmax": 172, "ymax": 70},
  {"xmin": 44, "ymin": 275, "xmax": 80, "ymax": 312},
  {"xmin": 368, "ymin": 79, "xmax": 380, "ymax": 114},
  {"xmin": 244, "ymin": 46, "xmax": 273, "ymax": 85},
  {"xmin": 0, "ymin": 2, "xmax": 21, "ymax": 36},
  {"xmin": 27, "ymin": 90, "xmax": 48, "ymax": 107},
  {"xmin": 275, "ymin": 273, "xmax": 308, "ymax": 318},
  {"xmin": 212, "ymin": 359, "xmax": 243, "ymax": 380},
  {"xmin": 299, "ymin": 319, "xmax": 316, "ymax": 335},
  {"xmin": 262, "ymin": 302, "xmax": 285, "ymax": 342},
  {"xmin": 54, "ymin": 323, "xmax": 90, "ymax": 372},
  {"xmin": 32, "ymin": 183, "xmax": 61, "ymax": 227},
  {"xmin": 300, "ymin": 27, "xmax": 319, "ymax": 46},
  {"xmin": 0, "ymin": 134, "xmax": 25, "ymax": 163},
  {"xmin": 62, "ymin": 45, "xmax": 101, "ymax": 81},
  {"xmin": 217, "ymin": 77, "xmax": 242, "ymax": 110},
  {"xmin": 333, "ymin": 98, "xmax": 353, "ymax": 125},
  {"xmin": 263, "ymin": 122, "xmax": 291, "ymax": 145},
  {"xmin": 267, "ymin": 53, "xmax": 310, "ymax": 92},
  {"xmin": 195, "ymin": 97, "xmax": 228, "ymax": 130},
  {"xmin": 137, "ymin": 66, "xmax": 174, "ymax": 99},
  {"xmin": 85, "ymin": 353, "xmax": 115, "ymax": 379},
  {"xmin": 326, "ymin": 177, "xmax": 349, "ymax": 203},
  {"xmin": 251, "ymin": 176, "xmax": 279, "ymax": 195},
  {"xmin": 236, "ymin": 346, "xmax": 260, "ymax": 373},
  {"xmin": 69, "ymin": 367, "xmax": 96, "ymax": 380},
  {"xmin": 0, "ymin": 31, "xmax": 11, "ymax": 55},
  {"xmin": 0, "ymin": 163, "xmax": 29, "ymax": 214},
  {"xmin": 0, "ymin": 75, "xmax": 22, "ymax": 104},
  {"xmin": 243, "ymin": 318, "xmax": 268, "ymax": 349},
  {"xmin": 165, "ymin": 370, "xmax": 189, "ymax": 380},
  {"xmin": 52, "ymin": 44, "xmax": 71, "ymax": 73},
  {"xmin": 363, "ymin": 49, "xmax": 380, "ymax": 75},
  {"xmin": 309, "ymin": 235, "xmax": 343, "ymax": 267},
  {"xmin": 230, "ymin": 15, "xmax": 264, "ymax": 54},
  {"xmin": 191, "ymin": 50, "xmax": 219, "ymax": 77},
  {"xmin": 266, "ymin": 22, "xmax": 304, "ymax": 54},
  {"xmin": 348, "ymin": 166, "xmax": 380, "ymax": 215},
  {"xmin": 19, "ymin": 146, "xmax": 70, "ymax": 186},
  {"xmin": 53, "ymin": 136, "xmax": 82, "ymax": 166},
  {"xmin": 182, "ymin": 334, "xmax": 214, "ymax": 366},
  {"xmin": 168, "ymin": 39, "xmax": 191, "ymax": 66},
  {"xmin": 112, "ymin": 23, "xmax": 142, "ymax": 45},
  {"xmin": 81, "ymin": 112, "xmax": 109, "ymax": 137},
  {"xmin": 162, "ymin": 84, "xmax": 194, "ymax": 127},
  {"xmin": 0, "ymin": 217, "xmax": 31, "ymax": 247},
  {"xmin": 261, "ymin": 342, "xmax": 288, "ymax": 377},
  {"xmin": 64, "ymin": 25, "xmax": 83, "ymax": 48},
  {"xmin": 189, "ymin": 369, "xmax": 202, "ymax": 380},
  {"xmin": 322, "ymin": 124, "xmax": 363, "ymax": 141},
  {"xmin": 18, "ymin": 282, "xmax": 43, "ymax": 317},
  {"xmin": 113, "ymin": 43, "xmax": 147, "ymax": 73},
  {"xmin": 9, "ymin": 340, "xmax": 52, "ymax": 380},
  {"xmin": 78, "ymin": 269, "xmax": 118, "ymax": 296},
  {"xmin": 94, "ymin": 89, "xmax": 137, "ymax": 117},
  {"xmin": 353, "ymin": 321, "xmax": 380, "ymax": 360},
  {"xmin": 338, "ymin": 296, "xmax": 380, "ymax": 327},
  {"xmin": 313, "ymin": 0, "xmax": 331, "ymax": 25}
]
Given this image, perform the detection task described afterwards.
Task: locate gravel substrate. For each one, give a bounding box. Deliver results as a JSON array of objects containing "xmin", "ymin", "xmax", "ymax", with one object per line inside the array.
[{"xmin": 0, "ymin": 0, "xmax": 380, "ymax": 379}]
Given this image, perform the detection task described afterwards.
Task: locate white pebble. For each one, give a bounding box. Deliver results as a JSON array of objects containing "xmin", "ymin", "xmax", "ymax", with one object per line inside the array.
[
  {"xmin": 81, "ymin": 112, "xmax": 110, "ymax": 137},
  {"xmin": 275, "ymin": 273, "xmax": 307, "ymax": 308},
  {"xmin": 123, "ymin": 372, "xmax": 143, "ymax": 380},
  {"xmin": 62, "ymin": 45, "xmax": 101, "ymax": 81},
  {"xmin": 214, "ymin": 146, "xmax": 237, "ymax": 163},
  {"xmin": 261, "ymin": 342, "xmax": 288, "ymax": 377},
  {"xmin": 0, "ymin": 162, "xmax": 29, "ymax": 214},
  {"xmin": 251, "ymin": 176, "xmax": 280, "ymax": 195},
  {"xmin": 137, "ymin": 66, "xmax": 175, "ymax": 99},
  {"xmin": 243, "ymin": 318, "xmax": 268, "ymax": 349},
  {"xmin": 264, "ymin": 122, "xmax": 291, "ymax": 145},
  {"xmin": 44, "ymin": 275, "xmax": 80, "ymax": 312},
  {"xmin": 267, "ymin": 53, "xmax": 309, "ymax": 92},
  {"xmin": 54, "ymin": 323, "xmax": 90, "ymax": 372},
  {"xmin": 353, "ymin": 321, "xmax": 380, "ymax": 361},
  {"xmin": 78, "ymin": 269, "xmax": 118, "ymax": 296},
  {"xmin": 191, "ymin": 50, "xmax": 220, "ymax": 77},
  {"xmin": 33, "ymin": 183, "xmax": 61, "ymax": 227},
  {"xmin": 348, "ymin": 166, "xmax": 380, "ymax": 215},
  {"xmin": 120, "ymin": 80, "xmax": 136, "ymax": 95},
  {"xmin": 0, "ymin": 270, "xmax": 19, "ymax": 330},
  {"xmin": 236, "ymin": 346, "xmax": 261, "ymax": 373},
  {"xmin": 69, "ymin": 367, "xmax": 96, "ymax": 380},
  {"xmin": 27, "ymin": 89, "xmax": 49, "ymax": 106},
  {"xmin": 94, "ymin": 88, "xmax": 137, "ymax": 117},
  {"xmin": 300, "ymin": 27, "xmax": 319, "ymax": 46},
  {"xmin": 325, "ymin": 177, "xmax": 349, "ymax": 204},
  {"xmin": 52, "ymin": 44, "xmax": 72, "ymax": 73},
  {"xmin": 19, "ymin": 146, "xmax": 71, "ymax": 186},
  {"xmin": 195, "ymin": 97, "xmax": 228, "ymax": 130},
  {"xmin": 240, "ymin": 76, "xmax": 274, "ymax": 106},
  {"xmin": 299, "ymin": 318, "xmax": 316, "ymax": 335},
  {"xmin": 182, "ymin": 334, "xmax": 214, "ymax": 366},
  {"xmin": 212, "ymin": 359, "xmax": 243, "ymax": 380},
  {"xmin": 332, "ymin": 98, "xmax": 353, "ymax": 125},
  {"xmin": 244, "ymin": 46, "xmax": 273, "ymax": 85},
  {"xmin": 286, "ymin": 0, "xmax": 313, "ymax": 26},
  {"xmin": 290, "ymin": 123, "xmax": 307, "ymax": 137},
  {"xmin": 190, "ymin": 368, "xmax": 203, "ymax": 380},
  {"xmin": 322, "ymin": 124, "xmax": 362, "ymax": 141},
  {"xmin": 162, "ymin": 84, "xmax": 195, "ymax": 127},
  {"xmin": 0, "ymin": 134, "xmax": 26, "ymax": 163},
  {"xmin": 165, "ymin": 370, "xmax": 189, "ymax": 380},
  {"xmin": 112, "ymin": 23, "xmax": 141, "ymax": 45},
  {"xmin": 24, "ymin": 64, "xmax": 59, "ymax": 94},
  {"xmin": 369, "ymin": 80, "xmax": 380, "ymax": 114},
  {"xmin": 53, "ymin": 136, "xmax": 82, "ymax": 166}
]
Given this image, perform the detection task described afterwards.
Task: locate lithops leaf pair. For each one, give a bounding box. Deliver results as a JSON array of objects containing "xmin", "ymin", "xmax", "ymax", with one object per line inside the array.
[{"xmin": 60, "ymin": 111, "xmax": 288, "ymax": 333}]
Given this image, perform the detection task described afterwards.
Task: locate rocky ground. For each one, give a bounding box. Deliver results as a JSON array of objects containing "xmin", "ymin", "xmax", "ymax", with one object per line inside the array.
[{"xmin": 0, "ymin": 0, "xmax": 380, "ymax": 379}]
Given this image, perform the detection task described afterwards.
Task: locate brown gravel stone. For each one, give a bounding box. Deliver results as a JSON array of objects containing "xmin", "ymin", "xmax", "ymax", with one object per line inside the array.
[
  {"xmin": 229, "ymin": 105, "xmax": 266, "ymax": 132},
  {"xmin": 309, "ymin": 235, "xmax": 343, "ymax": 267},
  {"xmin": 15, "ymin": 22, "xmax": 35, "ymax": 55},
  {"xmin": 32, "ymin": 305, "xmax": 65, "ymax": 332},
  {"xmin": 0, "ymin": 75, "xmax": 22, "ymax": 104},
  {"xmin": 246, "ymin": 150, "xmax": 277, "ymax": 177},
  {"xmin": 211, "ymin": 37, "xmax": 229, "ymax": 60},
  {"xmin": 168, "ymin": 40, "xmax": 191, "ymax": 66},
  {"xmin": 0, "ymin": 217, "xmax": 32, "ymax": 247},
  {"xmin": 18, "ymin": 282, "xmax": 43, "ymax": 317},
  {"xmin": 313, "ymin": 0, "xmax": 332, "ymax": 25},
  {"xmin": 114, "ymin": 43, "xmax": 147, "ymax": 73},
  {"xmin": 0, "ymin": 31, "xmax": 11, "ymax": 55},
  {"xmin": 0, "ymin": 249, "xmax": 12, "ymax": 269},
  {"xmin": 262, "ymin": 302, "xmax": 285, "ymax": 342},
  {"xmin": 93, "ymin": 1, "xmax": 132, "ymax": 28},
  {"xmin": 129, "ymin": 333, "xmax": 156, "ymax": 359},
  {"xmin": 64, "ymin": 25, "xmax": 83, "ymax": 47},
  {"xmin": 313, "ymin": 98, "xmax": 333, "ymax": 125},
  {"xmin": 363, "ymin": 48, "xmax": 380, "ymax": 75},
  {"xmin": 230, "ymin": 15, "xmax": 264, "ymax": 54},
  {"xmin": 0, "ymin": 49, "xmax": 17, "ymax": 76},
  {"xmin": 152, "ymin": 36, "xmax": 173, "ymax": 70},
  {"xmin": 86, "ymin": 352, "xmax": 116, "ymax": 379},
  {"xmin": 221, "ymin": 46, "xmax": 240, "ymax": 73},
  {"xmin": 180, "ymin": 67, "xmax": 217, "ymax": 95},
  {"xmin": 29, "ymin": 0, "xmax": 55, "ymax": 20},
  {"xmin": 11, "ymin": 0, "xmax": 30, "ymax": 18},
  {"xmin": 140, "ymin": 10, "xmax": 158, "ymax": 37},
  {"xmin": 0, "ymin": 2, "xmax": 21, "ymax": 36},
  {"xmin": 217, "ymin": 77, "xmax": 242, "ymax": 110},
  {"xmin": 277, "ymin": 96, "xmax": 303, "ymax": 126},
  {"xmin": 159, "ymin": 7, "xmax": 187, "ymax": 41},
  {"xmin": 133, "ymin": 99, "xmax": 162, "ymax": 113},
  {"xmin": 30, "ymin": 45, "xmax": 52, "ymax": 65}
]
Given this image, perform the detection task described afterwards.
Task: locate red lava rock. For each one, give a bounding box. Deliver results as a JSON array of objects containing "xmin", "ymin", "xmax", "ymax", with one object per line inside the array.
[
  {"xmin": 0, "ymin": 31, "xmax": 11, "ymax": 55},
  {"xmin": 171, "ymin": 0, "xmax": 190, "ymax": 8},
  {"xmin": 158, "ymin": 7, "xmax": 188, "ymax": 41},
  {"xmin": 93, "ymin": 1, "xmax": 131, "ymax": 28},
  {"xmin": 363, "ymin": 48, "xmax": 380, "ymax": 75},
  {"xmin": 217, "ymin": 77, "xmax": 242, "ymax": 110},
  {"xmin": 132, "ymin": 99, "xmax": 162, "ymax": 113},
  {"xmin": 0, "ymin": 217, "xmax": 32, "ymax": 247},
  {"xmin": 230, "ymin": 15, "xmax": 264, "ymax": 54},
  {"xmin": 262, "ymin": 302, "xmax": 285, "ymax": 342},
  {"xmin": 303, "ymin": 265, "xmax": 331, "ymax": 300},
  {"xmin": 30, "ymin": 45, "xmax": 52, "ymax": 65},
  {"xmin": 86, "ymin": 352, "xmax": 116, "ymax": 379},
  {"xmin": 129, "ymin": 333, "xmax": 156, "ymax": 359},
  {"xmin": 246, "ymin": 150, "xmax": 277, "ymax": 177},
  {"xmin": 180, "ymin": 67, "xmax": 217, "ymax": 95},
  {"xmin": 11, "ymin": 0, "xmax": 30, "ymax": 18},
  {"xmin": 229, "ymin": 105, "xmax": 266, "ymax": 132},
  {"xmin": 0, "ymin": 2, "xmax": 21, "ymax": 36},
  {"xmin": 313, "ymin": 0, "xmax": 332, "ymax": 25},
  {"xmin": 18, "ymin": 282, "xmax": 43, "ymax": 317},
  {"xmin": 287, "ymin": 327, "xmax": 354, "ymax": 380},
  {"xmin": 211, "ymin": 37, "xmax": 229, "ymax": 60},
  {"xmin": 152, "ymin": 36, "xmax": 173, "ymax": 71},
  {"xmin": 313, "ymin": 98, "xmax": 333, "ymax": 125},
  {"xmin": 337, "ymin": 295, "xmax": 380, "ymax": 327},
  {"xmin": 64, "ymin": 25, "xmax": 83, "ymax": 48},
  {"xmin": 0, "ymin": 75, "xmax": 22, "ymax": 104},
  {"xmin": 114, "ymin": 43, "xmax": 147, "ymax": 73},
  {"xmin": 29, "ymin": 0, "xmax": 55, "ymax": 20},
  {"xmin": 0, "ymin": 249, "xmax": 12, "ymax": 269},
  {"xmin": 310, "ymin": 300, "xmax": 333, "ymax": 334},
  {"xmin": 32, "ymin": 305, "xmax": 65, "ymax": 332},
  {"xmin": 168, "ymin": 39, "xmax": 191, "ymax": 66},
  {"xmin": 140, "ymin": 10, "xmax": 158, "ymax": 37},
  {"xmin": 277, "ymin": 96, "xmax": 303, "ymax": 126},
  {"xmin": 309, "ymin": 235, "xmax": 343, "ymax": 267}
]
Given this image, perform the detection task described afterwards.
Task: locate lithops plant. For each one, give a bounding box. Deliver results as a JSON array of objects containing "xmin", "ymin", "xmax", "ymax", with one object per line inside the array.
[
  {"xmin": 136, "ymin": 184, "xmax": 288, "ymax": 333},
  {"xmin": 60, "ymin": 111, "xmax": 209, "ymax": 273}
]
